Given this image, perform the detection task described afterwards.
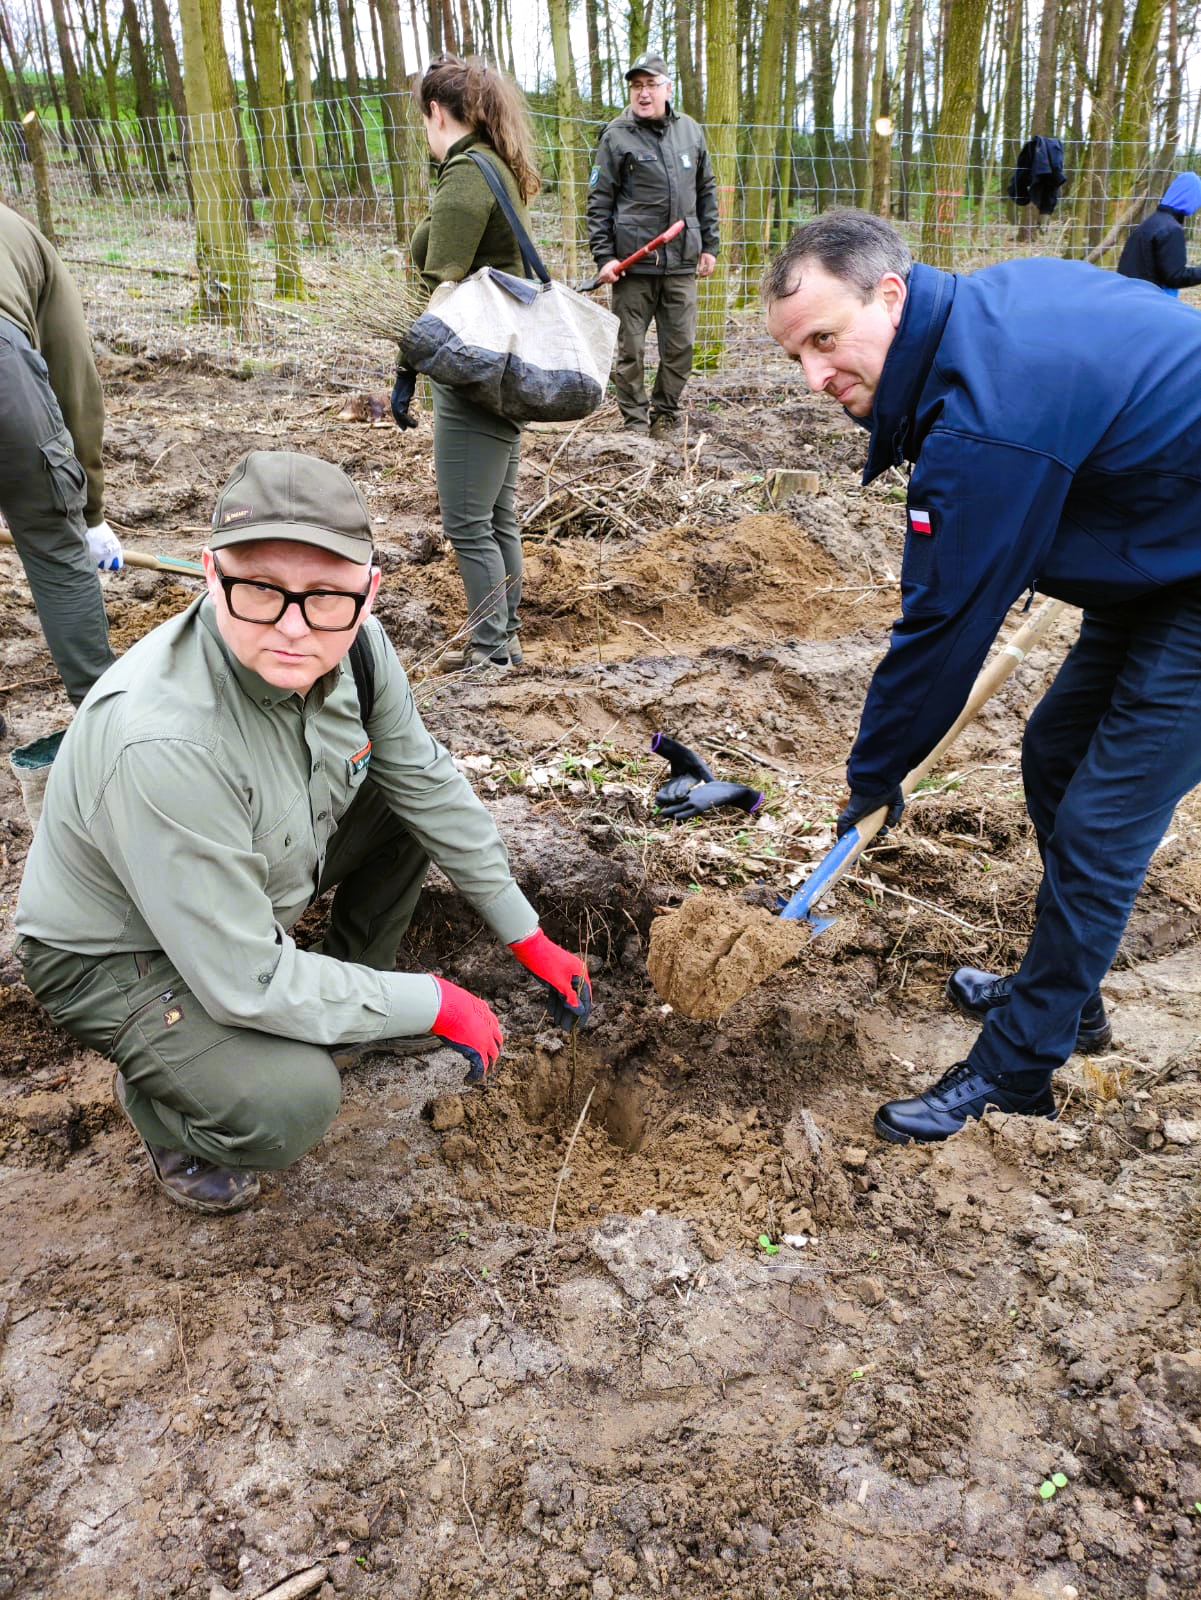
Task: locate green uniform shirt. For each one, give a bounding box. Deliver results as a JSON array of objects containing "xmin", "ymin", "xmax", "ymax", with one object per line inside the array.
[
  {"xmin": 409, "ymin": 133, "xmax": 531, "ymax": 295},
  {"xmin": 0, "ymin": 200, "xmax": 105, "ymax": 524},
  {"xmin": 15, "ymin": 604, "xmax": 539, "ymax": 1043}
]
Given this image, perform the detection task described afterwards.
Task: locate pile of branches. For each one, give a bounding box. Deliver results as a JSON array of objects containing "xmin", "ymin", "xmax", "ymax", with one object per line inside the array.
[{"xmin": 521, "ymin": 419, "xmax": 733, "ymax": 542}]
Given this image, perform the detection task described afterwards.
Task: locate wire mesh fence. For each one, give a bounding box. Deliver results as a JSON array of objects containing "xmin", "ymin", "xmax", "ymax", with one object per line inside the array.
[{"xmin": 1, "ymin": 98, "xmax": 1193, "ymax": 394}]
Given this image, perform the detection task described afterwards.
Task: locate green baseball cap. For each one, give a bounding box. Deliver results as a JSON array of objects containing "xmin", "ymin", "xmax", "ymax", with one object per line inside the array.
[
  {"xmin": 626, "ymin": 52, "xmax": 670, "ymax": 80},
  {"xmin": 210, "ymin": 451, "xmax": 375, "ymax": 564}
]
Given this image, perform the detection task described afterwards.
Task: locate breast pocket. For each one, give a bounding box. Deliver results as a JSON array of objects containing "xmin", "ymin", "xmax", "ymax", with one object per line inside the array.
[{"xmin": 252, "ymin": 795, "xmax": 313, "ymax": 903}]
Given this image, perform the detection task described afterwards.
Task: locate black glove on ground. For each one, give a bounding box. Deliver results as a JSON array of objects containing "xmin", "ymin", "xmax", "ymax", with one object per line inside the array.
[
  {"xmin": 650, "ymin": 732, "xmax": 716, "ymax": 785},
  {"xmin": 835, "ymin": 785, "xmax": 905, "ymax": 839},
  {"xmin": 655, "ymin": 773, "xmax": 702, "ymax": 806},
  {"xmin": 391, "ymin": 366, "xmax": 419, "ymax": 430},
  {"xmin": 657, "ymin": 780, "xmax": 764, "ymax": 822}
]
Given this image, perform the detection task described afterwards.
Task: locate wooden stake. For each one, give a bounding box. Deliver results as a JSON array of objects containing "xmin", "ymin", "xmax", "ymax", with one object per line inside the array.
[{"xmin": 20, "ymin": 111, "xmax": 55, "ymax": 243}]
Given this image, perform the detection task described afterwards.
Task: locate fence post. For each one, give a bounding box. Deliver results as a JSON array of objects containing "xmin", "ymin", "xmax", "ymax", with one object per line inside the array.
[{"xmin": 21, "ymin": 111, "xmax": 56, "ymax": 243}]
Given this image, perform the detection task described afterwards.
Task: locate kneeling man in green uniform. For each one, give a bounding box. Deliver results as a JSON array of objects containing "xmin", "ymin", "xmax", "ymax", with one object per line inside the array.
[{"xmin": 15, "ymin": 451, "xmax": 591, "ymax": 1215}]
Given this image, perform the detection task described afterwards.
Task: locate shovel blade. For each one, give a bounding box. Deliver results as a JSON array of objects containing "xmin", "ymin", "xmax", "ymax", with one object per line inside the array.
[{"xmin": 777, "ymin": 827, "xmax": 865, "ymax": 935}]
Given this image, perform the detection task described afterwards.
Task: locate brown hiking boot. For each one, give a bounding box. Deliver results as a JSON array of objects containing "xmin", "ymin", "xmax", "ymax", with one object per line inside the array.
[
  {"xmin": 114, "ymin": 1072, "xmax": 260, "ymax": 1215},
  {"xmin": 439, "ymin": 643, "xmax": 511, "ymax": 673},
  {"xmin": 649, "ymin": 413, "xmax": 680, "ymax": 440}
]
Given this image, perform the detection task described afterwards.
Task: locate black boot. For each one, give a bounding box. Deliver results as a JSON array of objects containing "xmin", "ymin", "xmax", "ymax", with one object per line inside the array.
[
  {"xmin": 114, "ymin": 1073, "xmax": 260, "ymax": 1214},
  {"xmin": 875, "ymin": 1061, "xmax": 1057, "ymax": 1145},
  {"xmin": 945, "ymin": 967, "xmax": 1112, "ymax": 1052}
]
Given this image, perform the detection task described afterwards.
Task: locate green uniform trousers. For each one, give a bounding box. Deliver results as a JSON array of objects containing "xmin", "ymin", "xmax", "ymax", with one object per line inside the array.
[
  {"xmin": 0, "ymin": 316, "xmax": 115, "ymax": 705},
  {"xmin": 16, "ymin": 781, "xmax": 429, "ymax": 1171},
  {"xmin": 431, "ymin": 380, "xmax": 523, "ymax": 660},
  {"xmin": 611, "ymin": 274, "xmax": 699, "ymax": 429}
]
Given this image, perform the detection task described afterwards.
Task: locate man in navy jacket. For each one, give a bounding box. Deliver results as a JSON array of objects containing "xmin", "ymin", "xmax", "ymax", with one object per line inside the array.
[{"xmin": 764, "ymin": 208, "xmax": 1201, "ymax": 1144}]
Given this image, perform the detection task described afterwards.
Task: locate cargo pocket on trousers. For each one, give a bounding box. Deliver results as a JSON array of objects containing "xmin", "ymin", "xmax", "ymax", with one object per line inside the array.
[{"xmin": 41, "ymin": 429, "xmax": 87, "ymax": 516}]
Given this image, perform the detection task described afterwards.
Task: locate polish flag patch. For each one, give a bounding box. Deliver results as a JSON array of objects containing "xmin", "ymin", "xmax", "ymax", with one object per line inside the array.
[{"xmin": 908, "ymin": 506, "xmax": 933, "ymax": 536}]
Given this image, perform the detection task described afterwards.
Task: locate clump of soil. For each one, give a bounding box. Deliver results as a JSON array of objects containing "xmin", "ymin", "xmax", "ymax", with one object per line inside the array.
[{"xmin": 646, "ymin": 892, "xmax": 808, "ymax": 1017}]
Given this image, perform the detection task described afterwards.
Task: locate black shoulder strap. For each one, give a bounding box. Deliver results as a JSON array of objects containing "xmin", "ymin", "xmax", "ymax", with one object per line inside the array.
[
  {"xmin": 466, "ymin": 149, "xmax": 550, "ymax": 284},
  {"xmin": 348, "ymin": 631, "xmax": 375, "ymax": 726}
]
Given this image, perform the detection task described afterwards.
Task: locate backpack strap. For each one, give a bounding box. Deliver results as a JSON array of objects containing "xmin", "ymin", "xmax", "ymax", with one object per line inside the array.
[
  {"xmin": 348, "ymin": 631, "xmax": 376, "ymax": 726},
  {"xmin": 465, "ymin": 149, "xmax": 550, "ymax": 284}
]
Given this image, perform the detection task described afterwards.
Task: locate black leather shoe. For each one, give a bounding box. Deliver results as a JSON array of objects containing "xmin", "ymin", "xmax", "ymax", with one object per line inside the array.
[
  {"xmin": 874, "ymin": 1060, "xmax": 1057, "ymax": 1145},
  {"xmin": 946, "ymin": 966, "xmax": 1112, "ymax": 1052},
  {"xmin": 114, "ymin": 1072, "xmax": 260, "ymax": 1214}
]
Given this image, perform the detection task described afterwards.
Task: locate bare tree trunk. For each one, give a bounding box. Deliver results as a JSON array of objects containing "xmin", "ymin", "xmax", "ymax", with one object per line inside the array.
[
  {"xmin": 897, "ymin": 0, "xmax": 921, "ymax": 220},
  {"xmin": 922, "ymin": 0, "xmax": 987, "ymax": 267},
  {"xmin": 627, "ymin": 0, "xmax": 649, "ymax": 59},
  {"xmin": 1000, "ymin": 0, "xmax": 1022, "ymax": 177},
  {"xmin": 335, "ymin": 0, "xmax": 375, "ymax": 195},
  {"xmin": 1073, "ymin": 0, "xmax": 1123, "ymax": 257},
  {"xmin": 868, "ymin": 0, "xmax": 892, "ymax": 216},
  {"xmin": 178, "ymin": 0, "xmax": 255, "ymax": 330},
  {"xmin": 742, "ymin": 0, "xmax": 785, "ymax": 283},
  {"xmin": 32, "ymin": 0, "xmax": 69, "ymax": 132},
  {"xmin": 252, "ymin": 0, "xmax": 304, "ymax": 296},
  {"xmin": 674, "ymin": 0, "xmax": 700, "ymax": 116},
  {"xmin": 808, "ymin": 0, "xmax": 836, "ymax": 211},
  {"xmin": 0, "ymin": 4, "xmax": 35, "ymax": 114},
  {"xmin": 1030, "ymin": 0, "xmax": 1058, "ymax": 135},
  {"xmin": 585, "ymin": 0, "xmax": 603, "ymax": 116},
  {"xmin": 698, "ymin": 0, "xmax": 735, "ymax": 360},
  {"xmin": 280, "ymin": 0, "xmax": 332, "ymax": 238},
  {"xmin": 0, "ymin": 58, "xmax": 25, "ymax": 193},
  {"xmin": 234, "ymin": 0, "xmax": 264, "ymax": 180},
  {"xmin": 779, "ymin": 0, "xmax": 798, "ymax": 226},
  {"xmin": 1109, "ymin": 0, "xmax": 1168, "ymax": 245},
  {"xmin": 149, "ymin": 0, "xmax": 192, "ymax": 204},
  {"xmin": 851, "ymin": 0, "xmax": 870, "ymax": 204},
  {"xmin": 458, "ymin": 0, "xmax": 475, "ymax": 53},
  {"xmin": 122, "ymin": 0, "xmax": 170, "ymax": 192},
  {"xmin": 47, "ymin": 0, "xmax": 103, "ymax": 192},
  {"xmin": 376, "ymin": 0, "xmax": 416, "ymax": 246},
  {"xmin": 547, "ymin": 0, "xmax": 579, "ymax": 276}
]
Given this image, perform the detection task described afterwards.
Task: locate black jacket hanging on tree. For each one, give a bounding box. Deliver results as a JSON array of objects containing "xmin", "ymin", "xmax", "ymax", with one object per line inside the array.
[{"xmin": 1008, "ymin": 136, "xmax": 1067, "ymax": 215}]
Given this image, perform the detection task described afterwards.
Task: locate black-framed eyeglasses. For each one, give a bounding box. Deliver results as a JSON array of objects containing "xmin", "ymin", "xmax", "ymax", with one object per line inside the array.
[{"xmin": 211, "ymin": 553, "xmax": 372, "ymax": 632}]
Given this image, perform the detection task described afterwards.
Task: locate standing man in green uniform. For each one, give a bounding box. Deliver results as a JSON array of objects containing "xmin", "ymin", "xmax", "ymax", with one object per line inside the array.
[
  {"xmin": 586, "ymin": 51, "xmax": 719, "ymax": 439},
  {"xmin": 15, "ymin": 451, "xmax": 592, "ymax": 1216},
  {"xmin": 0, "ymin": 202, "xmax": 121, "ymax": 734}
]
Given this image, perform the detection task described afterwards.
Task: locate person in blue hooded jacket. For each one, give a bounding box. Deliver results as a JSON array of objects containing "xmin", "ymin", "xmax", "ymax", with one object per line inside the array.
[
  {"xmin": 764, "ymin": 208, "xmax": 1201, "ymax": 1145},
  {"xmin": 1117, "ymin": 172, "xmax": 1201, "ymax": 296}
]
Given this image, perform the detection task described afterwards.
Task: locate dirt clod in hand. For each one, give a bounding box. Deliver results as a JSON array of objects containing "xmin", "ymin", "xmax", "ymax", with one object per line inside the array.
[{"xmin": 646, "ymin": 892, "xmax": 808, "ymax": 1017}]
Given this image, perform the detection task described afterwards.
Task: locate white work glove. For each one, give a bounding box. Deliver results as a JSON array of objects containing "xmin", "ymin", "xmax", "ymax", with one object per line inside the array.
[{"xmin": 86, "ymin": 521, "xmax": 124, "ymax": 571}]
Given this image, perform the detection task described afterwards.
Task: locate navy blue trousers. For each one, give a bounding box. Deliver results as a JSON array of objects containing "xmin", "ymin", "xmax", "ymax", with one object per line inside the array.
[{"xmin": 969, "ymin": 584, "xmax": 1201, "ymax": 1081}]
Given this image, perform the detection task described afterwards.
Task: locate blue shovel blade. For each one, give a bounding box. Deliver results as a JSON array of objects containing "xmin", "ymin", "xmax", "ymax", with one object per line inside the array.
[{"xmin": 776, "ymin": 826, "xmax": 864, "ymax": 935}]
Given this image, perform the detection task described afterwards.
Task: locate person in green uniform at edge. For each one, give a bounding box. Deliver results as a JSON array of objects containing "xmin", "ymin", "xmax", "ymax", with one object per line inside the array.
[
  {"xmin": 405, "ymin": 55, "xmax": 541, "ymax": 673},
  {"xmin": 586, "ymin": 51, "xmax": 719, "ymax": 439},
  {"xmin": 0, "ymin": 201, "xmax": 123, "ymax": 740},
  {"xmin": 14, "ymin": 451, "xmax": 592, "ymax": 1216}
]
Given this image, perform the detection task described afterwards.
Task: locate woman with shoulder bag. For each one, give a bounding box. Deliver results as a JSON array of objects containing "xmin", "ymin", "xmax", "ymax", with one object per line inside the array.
[{"xmin": 409, "ymin": 55, "xmax": 540, "ymax": 671}]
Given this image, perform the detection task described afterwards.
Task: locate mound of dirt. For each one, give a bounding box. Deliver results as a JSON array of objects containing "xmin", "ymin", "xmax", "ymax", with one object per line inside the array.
[{"xmin": 647, "ymin": 893, "xmax": 809, "ymax": 1017}]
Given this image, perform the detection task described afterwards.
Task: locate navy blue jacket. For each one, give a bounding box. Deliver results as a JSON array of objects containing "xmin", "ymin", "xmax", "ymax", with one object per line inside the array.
[
  {"xmin": 1116, "ymin": 206, "xmax": 1201, "ymax": 289},
  {"xmin": 848, "ymin": 257, "xmax": 1201, "ymax": 795}
]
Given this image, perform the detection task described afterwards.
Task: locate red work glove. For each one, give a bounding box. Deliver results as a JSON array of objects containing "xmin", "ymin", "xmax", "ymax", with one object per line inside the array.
[
  {"xmin": 509, "ymin": 929, "xmax": 593, "ymax": 1029},
  {"xmin": 432, "ymin": 976, "xmax": 503, "ymax": 1083}
]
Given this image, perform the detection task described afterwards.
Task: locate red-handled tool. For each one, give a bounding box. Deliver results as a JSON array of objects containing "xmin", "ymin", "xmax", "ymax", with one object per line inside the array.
[{"xmin": 577, "ymin": 220, "xmax": 686, "ymax": 292}]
